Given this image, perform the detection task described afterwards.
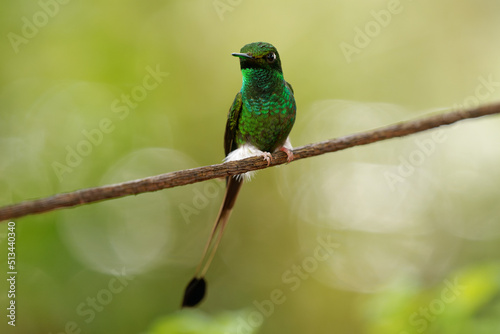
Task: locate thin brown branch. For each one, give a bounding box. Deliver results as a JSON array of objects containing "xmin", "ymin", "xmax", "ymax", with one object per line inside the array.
[{"xmin": 1, "ymin": 102, "xmax": 499, "ymax": 221}]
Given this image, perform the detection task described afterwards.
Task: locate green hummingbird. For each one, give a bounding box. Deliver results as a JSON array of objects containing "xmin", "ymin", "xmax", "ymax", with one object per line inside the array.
[{"xmin": 181, "ymin": 42, "xmax": 296, "ymax": 307}]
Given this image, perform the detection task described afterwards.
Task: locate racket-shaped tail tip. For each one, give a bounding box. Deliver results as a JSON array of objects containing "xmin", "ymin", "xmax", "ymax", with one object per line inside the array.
[{"xmin": 181, "ymin": 277, "xmax": 207, "ymax": 308}]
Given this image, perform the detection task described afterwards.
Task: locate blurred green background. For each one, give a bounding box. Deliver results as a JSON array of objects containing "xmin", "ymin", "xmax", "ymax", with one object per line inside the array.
[{"xmin": 1, "ymin": 0, "xmax": 500, "ymax": 333}]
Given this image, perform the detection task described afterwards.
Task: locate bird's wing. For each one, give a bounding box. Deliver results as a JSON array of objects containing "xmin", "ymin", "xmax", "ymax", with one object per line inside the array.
[
  {"xmin": 224, "ymin": 91, "xmax": 243, "ymax": 156},
  {"xmin": 285, "ymin": 81, "xmax": 294, "ymax": 95}
]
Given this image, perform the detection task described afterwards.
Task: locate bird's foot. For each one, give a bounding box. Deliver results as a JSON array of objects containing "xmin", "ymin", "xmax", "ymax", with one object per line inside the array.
[
  {"xmin": 260, "ymin": 152, "xmax": 273, "ymax": 166},
  {"xmin": 279, "ymin": 146, "xmax": 294, "ymax": 163}
]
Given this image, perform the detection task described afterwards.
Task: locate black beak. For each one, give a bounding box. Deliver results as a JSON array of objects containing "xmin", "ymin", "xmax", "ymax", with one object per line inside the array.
[{"xmin": 232, "ymin": 52, "xmax": 254, "ymax": 59}]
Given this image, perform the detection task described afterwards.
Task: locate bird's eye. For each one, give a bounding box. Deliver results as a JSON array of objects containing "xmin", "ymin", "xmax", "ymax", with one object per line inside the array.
[{"xmin": 265, "ymin": 52, "xmax": 276, "ymax": 63}]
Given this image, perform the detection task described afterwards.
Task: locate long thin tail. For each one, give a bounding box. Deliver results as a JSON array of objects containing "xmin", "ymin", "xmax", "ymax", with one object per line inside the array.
[{"xmin": 181, "ymin": 176, "xmax": 243, "ymax": 307}]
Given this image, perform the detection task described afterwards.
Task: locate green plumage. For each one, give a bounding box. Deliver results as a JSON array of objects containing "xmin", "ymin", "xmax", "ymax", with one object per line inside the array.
[
  {"xmin": 182, "ymin": 42, "xmax": 296, "ymax": 308},
  {"xmin": 226, "ymin": 42, "xmax": 296, "ymax": 155}
]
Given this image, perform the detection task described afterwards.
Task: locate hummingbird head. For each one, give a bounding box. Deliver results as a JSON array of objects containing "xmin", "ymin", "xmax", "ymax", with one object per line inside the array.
[{"xmin": 232, "ymin": 42, "xmax": 283, "ymax": 73}]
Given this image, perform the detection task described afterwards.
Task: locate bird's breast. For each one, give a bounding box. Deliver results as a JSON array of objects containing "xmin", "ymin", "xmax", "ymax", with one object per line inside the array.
[{"xmin": 237, "ymin": 87, "xmax": 296, "ymax": 152}]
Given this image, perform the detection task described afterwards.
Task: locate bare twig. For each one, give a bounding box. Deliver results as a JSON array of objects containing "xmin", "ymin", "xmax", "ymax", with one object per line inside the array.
[{"xmin": 1, "ymin": 102, "xmax": 499, "ymax": 221}]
